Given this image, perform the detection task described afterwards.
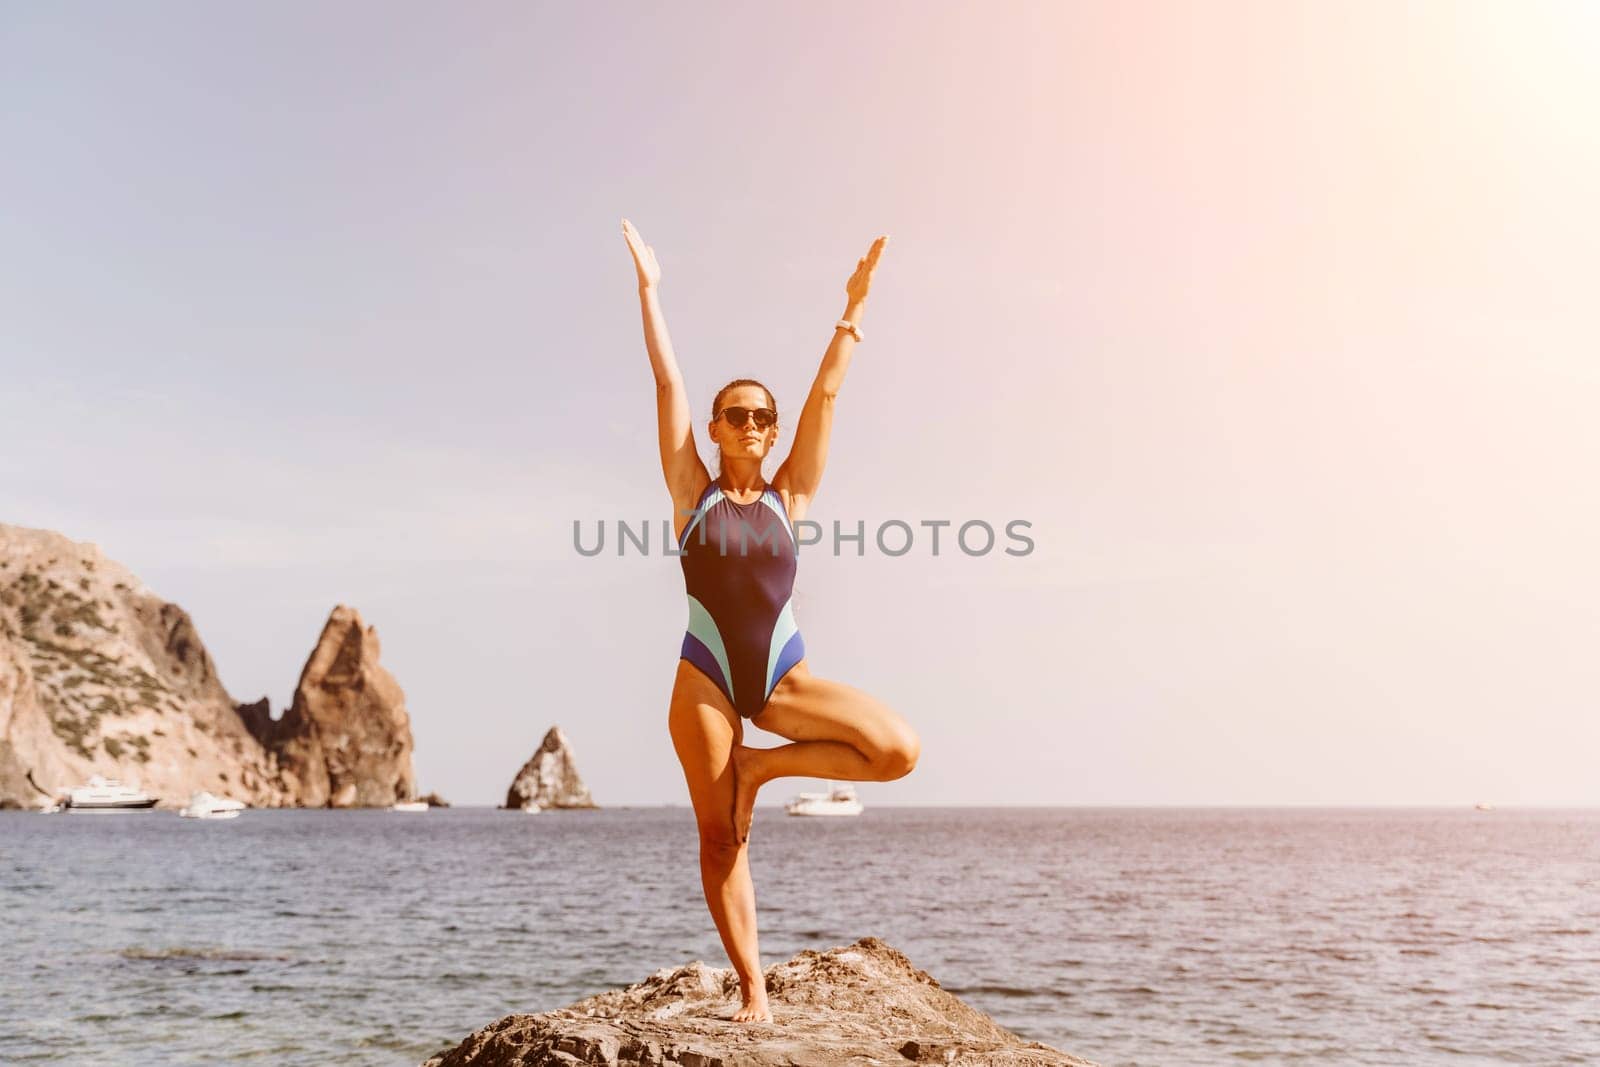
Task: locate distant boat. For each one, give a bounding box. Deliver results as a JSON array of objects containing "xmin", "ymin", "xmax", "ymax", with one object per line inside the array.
[
  {"xmin": 391, "ymin": 800, "xmax": 430, "ymax": 812},
  {"xmin": 785, "ymin": 781, "xmax": 863, "ymax": 817},
  {"xmin": 65, "ymin": 775, "xmax": 158, "ymax": 813},
  {"xmin": 178, "ymin": 791, "xmax": 245, "ymax": 820},
  {"xmin": 1474, "ymin": 802, "xmax": 1495, "ymax": 812},
  {"xmin": 521, "ymin": 802, "xmax": 543, "ymax": 814}
]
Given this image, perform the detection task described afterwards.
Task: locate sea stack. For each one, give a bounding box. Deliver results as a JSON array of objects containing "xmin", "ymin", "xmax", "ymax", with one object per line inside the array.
[
  {"xmin": 503, "ymin": 725, "xmax": 596, "ymax": 810},
  {"xmin": 238, "ymin": 605, "xmax": 416, "ymax": 807},
  {"xmin": 422, "ymin": 937, "xmax": 1099, "ymax": 1066}
]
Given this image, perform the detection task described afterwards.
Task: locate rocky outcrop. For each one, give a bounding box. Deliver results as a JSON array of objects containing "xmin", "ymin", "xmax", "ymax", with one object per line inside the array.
[
  {"xmin": 418, "ymin": 791, "xmax": 450, "ymax": 807},
  {"xmin": 503, "ymin": 725, "xmax": 595, "ymax": 810},
  {"xmin": 0, "ymin": 523, "xmax": 293, "ymax": 808},
  {"xmin": 422, "ymin": 937, "xmax": 1097, "ymax": 1067},
  {"xmin": 239, "ymin": 605, "xmax": 415, "ymax": 808},
  {"xmin": 0, "ymin": 523, "xmax": 420, "ymax": 810}
]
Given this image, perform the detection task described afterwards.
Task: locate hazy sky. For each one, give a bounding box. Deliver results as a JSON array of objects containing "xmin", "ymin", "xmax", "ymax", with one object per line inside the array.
[{"xmin": 3, "ymin": 2, "xmax": 1596, "ymax": 806}]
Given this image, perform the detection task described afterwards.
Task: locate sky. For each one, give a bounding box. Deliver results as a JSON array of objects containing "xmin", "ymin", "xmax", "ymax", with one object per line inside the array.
[{"xmin": 2, "ymin": 1, "xmax": 1597, "ymax": 806}]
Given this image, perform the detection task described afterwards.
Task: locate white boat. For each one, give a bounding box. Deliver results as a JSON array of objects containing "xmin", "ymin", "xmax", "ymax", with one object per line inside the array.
[
  {"xmin": 1474, "ymin": 802, "xmax": 1495, "ymax": 812},
  {"xmin": 65, "ymin": 775, "xmax": 158, "ymax": 812},
  {"xmin": 178, "ymin": 790, "xmax": 245, "ymax": 819},
  {"xmin": 785, "ymin": 781, "xmax": 863, "ymax": 817},
  {"xmin": 521, "ymin": 802, "xmax": 543, "ymax": 814},
  {"xmin": 391, "ymin": 800, "xmax": 429, "ymax": 812}
]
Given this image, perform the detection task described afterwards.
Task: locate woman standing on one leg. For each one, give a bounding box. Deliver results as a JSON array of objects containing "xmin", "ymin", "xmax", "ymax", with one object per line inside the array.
[{"xmin": 621, "ymin": 218, "xmax": 921, "ymax": 1024}]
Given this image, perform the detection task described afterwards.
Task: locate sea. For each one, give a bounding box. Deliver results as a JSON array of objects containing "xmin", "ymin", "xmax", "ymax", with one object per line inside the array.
[{"xmin": 2, "ymin": 806, "xmax": 1597, "ymax": 1066}]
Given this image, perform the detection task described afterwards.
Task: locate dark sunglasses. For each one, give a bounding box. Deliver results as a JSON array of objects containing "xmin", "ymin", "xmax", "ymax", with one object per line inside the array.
[{"xmin": 717, "ymin": 405, "xmax": 777, "ymax": 430}]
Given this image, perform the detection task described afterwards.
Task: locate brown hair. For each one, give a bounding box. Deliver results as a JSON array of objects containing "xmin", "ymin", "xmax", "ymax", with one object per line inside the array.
[{"xmin": 710, "ymin": 378, "xmax": 777, "ymax": 477}]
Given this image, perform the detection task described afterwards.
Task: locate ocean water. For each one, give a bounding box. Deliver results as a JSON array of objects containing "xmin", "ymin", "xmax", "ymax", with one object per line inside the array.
[{"xmin": 3, "ymin": 806, "xmax": 1597, "ymax": 1066}]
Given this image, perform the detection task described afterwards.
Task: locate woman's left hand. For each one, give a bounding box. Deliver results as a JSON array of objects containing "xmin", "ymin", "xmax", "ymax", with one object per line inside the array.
[{"xmin": 845, "ymin": 235, "xmax": 888, "ymax": 305}]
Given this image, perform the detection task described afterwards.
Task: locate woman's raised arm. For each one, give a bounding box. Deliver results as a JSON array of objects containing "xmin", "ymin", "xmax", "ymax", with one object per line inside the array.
[
  {"xmin": 774, "ymin": 235, "xmax": 887, "ymax": 523},
  {"xmin": 623, "ymin": 219, "xmax": 710, "ymax": 518}
]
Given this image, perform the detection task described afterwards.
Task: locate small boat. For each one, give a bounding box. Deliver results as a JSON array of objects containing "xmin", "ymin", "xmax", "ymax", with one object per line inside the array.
[
  {"xmin": 521, "ymin": 802, "xmax": 543, "ymax": 814},
  {"xmin": 785, "ymin": 781, "xmax": 863, "ymax": 817},
  {"xmin": 178, "ymin": 791, "xmax": 245, "ymax": 819},
  {"xmin": 65, "ymin": 775, "xmax": 158, "ymax": 813},
  {"xmin": 1474, "ymin": 802, "xmax": 1495, "ymax": 812},
  {"xmin": 391, "ymin": 800, "xmax": 430, "ymax": 812}
]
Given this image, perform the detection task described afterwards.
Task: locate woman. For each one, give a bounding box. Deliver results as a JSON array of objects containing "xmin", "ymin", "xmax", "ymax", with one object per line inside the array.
[{"xmin": 620, "ymin": 218, "xmax": 922, "ymax": 1024}]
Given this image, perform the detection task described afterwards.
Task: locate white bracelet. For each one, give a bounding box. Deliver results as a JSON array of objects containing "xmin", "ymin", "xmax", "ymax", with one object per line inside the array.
[{"xmin": 834, "ymin": 319, "xmax": 863, "ymax": 343}]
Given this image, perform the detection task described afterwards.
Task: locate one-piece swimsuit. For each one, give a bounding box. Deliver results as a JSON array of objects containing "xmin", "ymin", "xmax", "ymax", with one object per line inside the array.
[{"xmin": 677, "ymin": 479, "xmax": 805, "ymax": 719}]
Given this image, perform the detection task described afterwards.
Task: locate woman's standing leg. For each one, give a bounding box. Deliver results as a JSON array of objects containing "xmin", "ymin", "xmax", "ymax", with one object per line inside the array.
[{"xmin": 667, "ymin": 659, "xmax": 772, "ymax": 1022}]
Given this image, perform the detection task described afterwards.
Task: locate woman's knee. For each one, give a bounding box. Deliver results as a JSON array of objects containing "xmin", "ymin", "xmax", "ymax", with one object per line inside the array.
[
  {"xmin": 697, "ymin": 819, "xmax": 744, "ymax": 862},
  {"xmin": 875, "ymin": 725, "xmax": 920, "ymax": 779}
]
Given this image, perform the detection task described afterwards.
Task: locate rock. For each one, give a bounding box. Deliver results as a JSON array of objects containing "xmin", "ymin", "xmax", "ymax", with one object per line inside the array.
[
  {"xmin": 419, "ymin": 791, "xmax": 450, "ymax": 807},
  {"xmin": 421, "ymin": 937, "xmax": 1098, "ymax": 1066},
  {"xmin": 0, "ymin": 523, "xmax": 421, "ymax": 810},
  {"xmin": 241, "ymin": 605, "xmax": 416, "ymax": 808},
  {"xmin": 503, "ymin": 725, "xmax": 596, "ymax": 810},
  {"xmin": 0, "ymin": 523, "xmax": 295, "ymax": 809}
]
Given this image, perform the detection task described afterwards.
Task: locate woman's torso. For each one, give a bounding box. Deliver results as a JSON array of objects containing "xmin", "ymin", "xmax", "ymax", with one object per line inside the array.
[{"xmin": 676, "ymin": 480, "xmax": 804, "ymax": 716}]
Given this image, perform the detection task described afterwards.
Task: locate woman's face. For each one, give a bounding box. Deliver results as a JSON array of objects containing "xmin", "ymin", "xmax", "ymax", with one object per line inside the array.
[{"xmin": 711, "ymin": 385, "xmax": 778, "ymax": 463}]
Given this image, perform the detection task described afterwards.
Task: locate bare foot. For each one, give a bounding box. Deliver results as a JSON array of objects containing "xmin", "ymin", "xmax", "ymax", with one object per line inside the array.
[
  {"xmin": 730, "ymin": 744, "xmax": 763, "ymax": 844},
  {"xmin": 732, "ymin": 982, "xmax": 772, "ymax": 1023}
]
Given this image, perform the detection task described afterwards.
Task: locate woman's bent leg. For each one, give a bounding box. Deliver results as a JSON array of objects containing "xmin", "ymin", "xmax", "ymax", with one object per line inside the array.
[{"xmin": 732, "ymin": 660, "xmax": 920, "ymax": 842}]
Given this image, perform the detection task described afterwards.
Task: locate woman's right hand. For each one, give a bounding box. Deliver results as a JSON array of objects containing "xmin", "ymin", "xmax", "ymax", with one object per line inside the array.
[{"xmin": 621, "ymin": 218, "xmax": 661, "ymax": 291}]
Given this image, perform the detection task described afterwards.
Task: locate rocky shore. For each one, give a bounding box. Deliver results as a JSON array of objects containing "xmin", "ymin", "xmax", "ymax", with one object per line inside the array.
[{"xmin": 423, "ymin": 937, "xmax": 1098, "ymax": 1067}]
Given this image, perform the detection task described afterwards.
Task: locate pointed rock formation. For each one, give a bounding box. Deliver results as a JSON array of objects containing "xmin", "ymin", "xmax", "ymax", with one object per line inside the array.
[
  {"xmin": 422, "ymin": 936, "xmax": 1098, "ymax": 1066},
  {"xmin": 0, "ymin": 523, "xmax": 293, "ymax": 808},
  {"xmin": 239, "ymin": 605, "xmax": 415, "ymax": 808},
  {"xmin": 503, "ymin": 725, "xmax": 596, "ymax": 810}
]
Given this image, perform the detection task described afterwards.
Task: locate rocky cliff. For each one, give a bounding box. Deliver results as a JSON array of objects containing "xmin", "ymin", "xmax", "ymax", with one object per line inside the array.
[
  {"xmin": 422, "ymin": 937, "xmax": 1098, "ymax": 1066},
  {"xmin": 0, "ymin": 524, "xmax": 293, "ymax": 808},
  {"xmin": 0, "ymin": 522, "xmax": 417, "ymax": 809},
  {"xmin": 504, "ymin": 725, "xmax": 596, "ymax": 810}
]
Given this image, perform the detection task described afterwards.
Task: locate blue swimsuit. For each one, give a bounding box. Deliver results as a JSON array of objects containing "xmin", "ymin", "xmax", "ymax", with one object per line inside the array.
[{"xmin": 677, "ymin": 479, "xmax": 805, "ymax": 719}]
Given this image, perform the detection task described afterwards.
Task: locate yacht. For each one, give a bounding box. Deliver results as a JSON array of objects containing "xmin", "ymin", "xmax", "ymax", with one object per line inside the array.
[
  {"xmin": 178, "ymin": 791, "xmax": 245, "ymax": 819},
  {"xmin": 65, "ymin": 775, "xmax": 158, "ymax": 813},
  {"xmin": 785, "ymin": 781, "xmax": 863, "ymax": 817},
  {"xmin": 391, "ymin": 800, "xmax": 430, "ymax": 812},
  {"xmin": 521, "ymin": 802, "xmax": 543, "ymax": 814}
]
